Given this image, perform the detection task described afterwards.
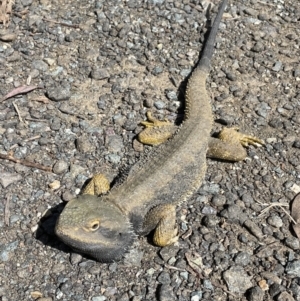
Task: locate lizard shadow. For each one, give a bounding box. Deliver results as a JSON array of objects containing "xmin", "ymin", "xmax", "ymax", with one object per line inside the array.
[
  {"xmin": 35, "ymin": 202, "xmax": 73, "ymax": 254},
  {"xmin": 35, "ymin": 176, "xmax": 100, "ymax": 257}
]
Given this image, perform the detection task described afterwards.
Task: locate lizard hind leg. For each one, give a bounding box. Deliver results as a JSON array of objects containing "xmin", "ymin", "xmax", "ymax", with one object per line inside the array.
[
  {"xmin": 138, "ymin": 111, "xmax": 177, "ymax": 146},
  {"xmin": 142, "ymin": 204, "xmax": 178, "ymax": 247},
  {"xmin": 82, "ymin": 174, "xmax": 110, "ymax": 196}
]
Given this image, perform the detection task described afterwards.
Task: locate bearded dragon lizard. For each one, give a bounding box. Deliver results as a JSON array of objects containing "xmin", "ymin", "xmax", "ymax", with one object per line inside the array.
[{"xmin": 55, "ymin": 0, "xmax": 264, "ymax": 262}]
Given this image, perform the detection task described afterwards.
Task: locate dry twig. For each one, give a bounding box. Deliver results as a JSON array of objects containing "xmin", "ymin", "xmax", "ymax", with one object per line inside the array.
[
  {"xmin": 4, "ymin": 194, "xmax": 11, "ymax": 226},
  {"xmin": 29, "ymin": 96, "xmax": 50, "ymax": 104},
  {"xmin": 12, "ymin": 101, "xmax": 26, "ymax": 125},
  {"xmin": 0, "ymin": 152, "xmax": 52, "ymax": 172},
  {"xmin": 210, "ymin": 280, "xmax": 238, "ymax": 298},
  {"xmin": 257, "ymin": 201, "xmax": 296, "ymax": 224},
  {"xmin": 164, "ymin": 264, "xmax": 186, "ymax": 272},
  {"xmin": 42, "ymin": 17, "xmax": 80, "ymax": 28},
  {"xmin": 10, "ymin": 135, "xmax": 41, "ymax": 150}
]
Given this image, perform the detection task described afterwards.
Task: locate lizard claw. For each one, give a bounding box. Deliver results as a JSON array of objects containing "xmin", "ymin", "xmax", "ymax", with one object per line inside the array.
[
  {"xmin": 219, "ymin": 127, "xmax": 264, "ymax": 147},
  {"xmin": 240, "ymin": 135, "xmax": 265, "ymax": 148}
]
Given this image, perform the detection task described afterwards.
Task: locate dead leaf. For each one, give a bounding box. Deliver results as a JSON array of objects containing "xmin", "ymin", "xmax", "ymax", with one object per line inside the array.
[
  {"xmin": 185, "ymin": 252, "xmax": 204, "ymax": 276},
  {"xmin": 29, "ymin": 96, "xmax": 50, "ymax": 104},
  {"xmin": 1, "ymin": 85, "xmax": 39, "ymax": 102},
  {"xmin": 291, "ymin": 193, "xmax": 300, "ymax": 239}
]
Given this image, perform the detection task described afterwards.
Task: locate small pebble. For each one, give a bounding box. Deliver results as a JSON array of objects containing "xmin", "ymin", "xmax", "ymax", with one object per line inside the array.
[
  {"xmin": 0, "ymin": 172, "xmax": 22, "ymax": 188},
  {"xmin": 49, "ymin": 180, "xmax": 60, "ymax": 190},
  {"xmin": 0, "ymin": 33, "xmax": 17, "ymax": 41},
  {"xmin": 285, "ymin": 237, "xmax": 300, "ymax": 250},
  {"xmin": 258, "ymin": 279, "xmax": 269, "ymax": 291},
  {"xmin": 30, "ymin": 291, "xmax": 43, "ymax": 299},
  {"xmin": 267, "ymin": 215, "xmax": 283, "ymax": 228},
  {"xmin": 223, "ymin": 266, "xmax": 252, "ymax": 294},
  {"xmin": 247, "ymin": 286, "xmax": 264, "ymax": 301},
  {"xmin": 91, "ymin": 296, "xmax": 106, "ymax": 301},
  {"xmin": 286, "ymin": 260, "xmax": 300, "ymax": 276},
  {"xmin": 272, "ymin": 61, "xmax": 282, "ymax": 72},
  {"xmin": 52, "ymin": 160, "xmax": 69, "ymax": 174}
]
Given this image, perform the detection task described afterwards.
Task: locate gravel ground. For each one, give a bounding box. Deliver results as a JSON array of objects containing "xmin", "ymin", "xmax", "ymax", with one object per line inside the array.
[{"xmin": 0, "ymin": 0, "xmax": 300, "ymax": 300}]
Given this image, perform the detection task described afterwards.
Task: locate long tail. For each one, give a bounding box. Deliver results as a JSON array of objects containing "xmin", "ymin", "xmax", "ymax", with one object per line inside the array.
[{"xmin": 198, "ymin": 0, "xmax": 228, "ymax": 71}]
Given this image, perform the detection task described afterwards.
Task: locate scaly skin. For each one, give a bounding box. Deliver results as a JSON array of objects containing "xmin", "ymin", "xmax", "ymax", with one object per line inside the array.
[{"xmin": 55, "ymin": 0, "xmax": 264, "ymax": 262}]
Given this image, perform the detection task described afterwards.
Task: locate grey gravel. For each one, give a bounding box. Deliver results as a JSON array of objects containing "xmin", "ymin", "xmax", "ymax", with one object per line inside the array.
[
  {"xmin": 247, "ymin": 286, "xmax": 264, "ymax": 301},
  {"xmin": 223, "ymin": 266, "xmax": 252, "ymax": 294},
  {"xmin": 286, "ymin": 260, "xmax": 300, "ymax": 276},
  {"xmin": 0, "ymin": 172, "xmax": 22, "ymax": 188},
  {"xmin": 234, "ymin": 252, "xmax": 251, "ymax": 266},
  {"xmin": 157, "ymin": 272, "xmax": 171, "ymax": 284},
  {"xmin": 285, "ymin": 237, "xmax": 300, "ymax": 250},
  {"xmin": 159, "ymin": 245, "xmax": 179, "ymax": 262},
  {"xmin": 92, "ymin": 296, "xmax": 106, "ymax": 301},
  {"xmin": 52, "ymin": 160, "xmax": 69, "ymax": 174},
  {"xmin": 0, "ymin": 241, "xmax": 19, "ymax": 262},
  {"xmin": 47, "ymin": 84, "xmax": 71, "ymax": 101},
  {"xmin": 90, "ymin": 68, "xmax": 110, "ymax": 80},
  {"xmin": 272, "ymin": 61, "xmax": 282, "ymax": 72},
  {"xmin": 123, "ymin": 248, "xmax": 144, "ymax": 267},
  {"xmin": 277, "ymin": 291, "xmax": 295, "ymax": 301},
  {"xmin": 269, "ymin": 283, "xmax": 285, "ymax": 298},
  {"xmin": 154, "ymin": 100, "xmax": 166, "ymax": 110},
  {"xmin": 1, "ymin": 0, "xmax": 300, "ymax": 300},
  {"xmin": 267, "ymin": 215, "xmax": 283, "ymax": 228},
  {"xmin": 158, "ymin": 284, "xmax": 176, "ymax": 301},
  {"xmin": 31, "ymin": 60, "xmax": 48, "ymax": 72}
]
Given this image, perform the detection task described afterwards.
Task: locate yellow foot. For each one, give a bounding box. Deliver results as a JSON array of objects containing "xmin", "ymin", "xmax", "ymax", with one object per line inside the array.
[
  {"xmin": 218, "ymin": 127, "xmax": 265, "ymax": 147},
  {"xmin": 138, "ymin": 111, "xmax": 176, "ymax": 146},
  {"xmin": 82, "ymin": 174, "xmax": 110, "ymax": 196},
  {"xmin": 154, "ymin": 227, "xmax": 178, "ymax": 247},
  {"xmin": 143, "ymin": 203, "xmax": 178, "ymax": 247}
]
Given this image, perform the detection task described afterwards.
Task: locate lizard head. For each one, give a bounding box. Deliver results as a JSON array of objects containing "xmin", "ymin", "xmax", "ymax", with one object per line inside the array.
[{"xmin": 55, "ymin": 194, "xmax": 134, "ymax": 262}]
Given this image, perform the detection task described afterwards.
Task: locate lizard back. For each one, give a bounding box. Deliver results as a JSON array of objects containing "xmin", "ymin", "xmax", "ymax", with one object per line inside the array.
[{"xmin": 106, "ymin": 0, "xmax": 228, "ymax": 226}]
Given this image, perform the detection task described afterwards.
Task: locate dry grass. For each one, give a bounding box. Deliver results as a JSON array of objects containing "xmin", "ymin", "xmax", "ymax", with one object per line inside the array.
[{"xmin": 0, "ymin": 0, "xmax": 14, "ymax": 25}]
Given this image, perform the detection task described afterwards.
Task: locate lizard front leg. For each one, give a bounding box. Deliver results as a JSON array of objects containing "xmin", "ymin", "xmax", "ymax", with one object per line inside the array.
[
  {"xmin": 138, "ymin": 111, "xmax": 177, "ymax": 146},
  {"xmin": 207, "ymin": 127, "xmax": 264, "ymax": 161},
  {"xmin": 142, "ymin": 204, "xmax": 178, "ymax": 247},
  {"xmin": 82, "ymin": 174, "xmax": 110, "ymax": 196}
]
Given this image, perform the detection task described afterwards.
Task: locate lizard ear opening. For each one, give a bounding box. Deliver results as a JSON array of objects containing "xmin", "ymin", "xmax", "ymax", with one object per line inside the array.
[
  {"xmin": 90, "ymin": 221, "xmax": 100, "ymax": 231},
  {"xmin": 83, "ymin": 219, "xmax": 101, "ymax": 232}
]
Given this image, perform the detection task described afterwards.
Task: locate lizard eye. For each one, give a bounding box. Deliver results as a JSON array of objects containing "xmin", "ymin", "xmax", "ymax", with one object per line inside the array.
[{"xmin": 90, "ymin": 221, "xmax": 100, "ymax": 231}]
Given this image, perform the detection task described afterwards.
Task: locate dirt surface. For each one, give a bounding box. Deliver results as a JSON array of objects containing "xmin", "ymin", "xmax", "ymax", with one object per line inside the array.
[{"xmin": 0, "ymin": 0, "xmax": 300, "ymax": 300}]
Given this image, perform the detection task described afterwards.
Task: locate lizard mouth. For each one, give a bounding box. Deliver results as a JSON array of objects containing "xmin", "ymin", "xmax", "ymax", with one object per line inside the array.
[{"xmin": 56, "ymin": 224, "xmax": 135, "ymax": 263}]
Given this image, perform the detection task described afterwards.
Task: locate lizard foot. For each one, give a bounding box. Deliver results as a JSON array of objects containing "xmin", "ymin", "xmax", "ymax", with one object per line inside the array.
[
  {"xmin": 218, "ymin": 127, "xmax": 265, "ymax": 147},
  {"xmin": 208, "ymin": 127, "xmax": 264, "ymax": 162},
  {"xmin": 138, "ymin": 111, "xmax": 176, "ymax": 146},
  {"xmin": 142, "ymin": 204, "xmax": 178, "ymax": 247},
  {"xmin": 155, "ymin": 228, "xmax": 179, "ymax": 246},
  {"xmin": 82, "ymin": 174, "xmax": 110, "ymax": 196}
]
